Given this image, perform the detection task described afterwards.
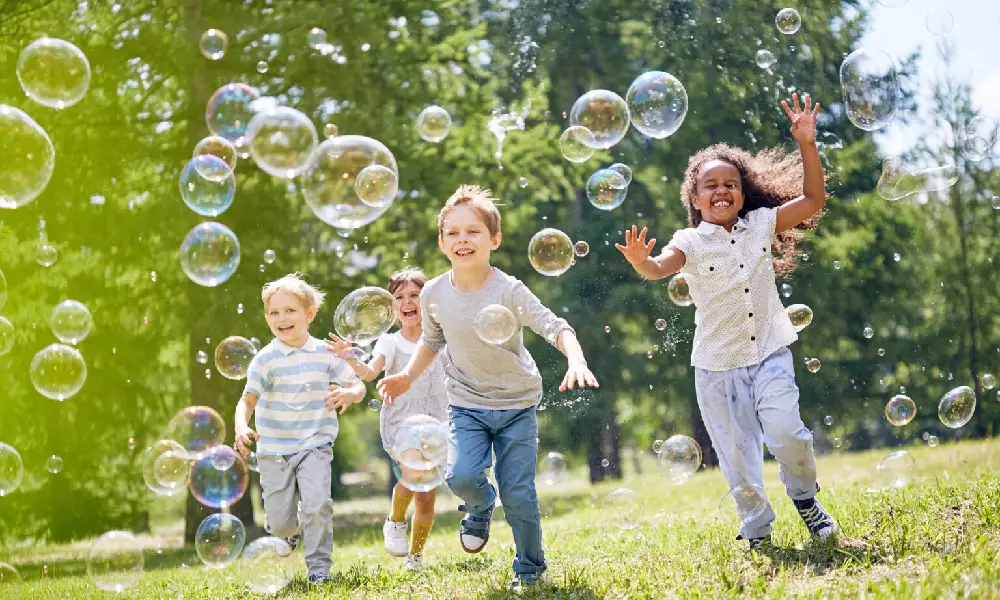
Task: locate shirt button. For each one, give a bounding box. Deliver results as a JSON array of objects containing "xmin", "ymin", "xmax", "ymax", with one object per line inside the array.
[
  {"xmin": 731, "ymin": 240, "xmax": 736, "ymax": 245},
  {"xmin": 749, "ymin": 312, "xmax": 753, "ymax": 317},
  {"xmin": 744, "ymin": 288, "xmax": 749, "ymax": 293},
  {"xmin": 740, "ymin": 264, "xmax": 744, "ymax": 268},
  {"xmin": 751, "ymin": 336, "xmax": 756, "ymax": 341},
  {"xmin": 709, "ymin": 266, "xmax": 714, "ymax": 271}
]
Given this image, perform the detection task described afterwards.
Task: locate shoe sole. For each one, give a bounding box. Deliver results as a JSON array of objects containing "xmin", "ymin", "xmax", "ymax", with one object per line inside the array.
[
  {"xmin": 385, "ymin": 546, "xmax": 409, "ymax": 557},
  {"xmin": 459, "ymin": 532, "xmax": 487, "ymax": 554}
]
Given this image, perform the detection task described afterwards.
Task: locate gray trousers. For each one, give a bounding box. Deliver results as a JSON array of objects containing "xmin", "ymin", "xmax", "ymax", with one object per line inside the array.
[{"xmin": 258, "ymin": 444, "xmax": 333, "ymax": 577}]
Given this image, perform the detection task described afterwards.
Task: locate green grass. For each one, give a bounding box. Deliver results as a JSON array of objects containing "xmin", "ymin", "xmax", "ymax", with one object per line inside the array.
[{"xmin": 3, "ymin": 439, "xmax": 1000, "ymax": 599}]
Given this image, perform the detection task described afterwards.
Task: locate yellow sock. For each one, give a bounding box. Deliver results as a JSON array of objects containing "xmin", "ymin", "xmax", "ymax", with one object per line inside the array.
[
  {"xmin": 409, "ymin": 518, "xmax": 434, "ymax": 555},
  {"xmin": 390, "ymin": 489, "xmax": 413, "ymax": 522}
]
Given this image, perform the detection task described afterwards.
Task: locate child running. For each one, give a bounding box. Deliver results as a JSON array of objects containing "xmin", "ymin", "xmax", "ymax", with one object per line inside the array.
[
  {"xmin": 326, "ymin": 267, "xmax": 448, "ymax": 571},
  {"xmin": 377, "ymin": 185, "xmax": 599, "ymax": 588},
  {"xmin": 617, "ymin": 93, "xmax": 838, "ymax": 549}
]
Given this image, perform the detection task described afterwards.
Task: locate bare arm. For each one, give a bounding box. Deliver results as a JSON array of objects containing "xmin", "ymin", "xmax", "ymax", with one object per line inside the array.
[
  {"xmin": 234, "ymin": 392, "xmax": 258, "ymax": 457},
  {"xmin": 347, "ymin": 354, "xmax": 386, "ymax": 382},
  {"xmin": 617, "ymin": 225, "xmax": 687, "ymax": 280},
  {"xmin": 556, "ymin": 329, "xmax": 600, "ymax": 391},
  {"xmin": 776, "ymin": 93, "xmax": 827, "ymax": 234}
]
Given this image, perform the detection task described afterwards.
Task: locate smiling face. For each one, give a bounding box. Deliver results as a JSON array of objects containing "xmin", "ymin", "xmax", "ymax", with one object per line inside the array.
[
  {"xmin": 392, "ymin": 280, "xmax": 423, "ymax": 329},
  {"xmin": 691, "ymin": 159, "xmax": 745, "ymax": 227},
  {"xmin": 264, "ymin": 290, "xmax": 317, "ymax": 347},
  {"xmin": 438, "ymin": 204, "xmax": 501, "ymax": 269}
]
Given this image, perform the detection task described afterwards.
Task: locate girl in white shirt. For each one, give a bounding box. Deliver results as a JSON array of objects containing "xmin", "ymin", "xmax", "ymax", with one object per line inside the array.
[
  {"xmin": 327, "ymin": 267, "xmax": 447, "ymax": 570},
  {"xmin": 617, "ymin": 93, "xmax": 837, "ymax": 550}
]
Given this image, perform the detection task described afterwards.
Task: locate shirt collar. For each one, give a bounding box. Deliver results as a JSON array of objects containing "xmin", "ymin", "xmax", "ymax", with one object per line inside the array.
[
  {"xmin": 274, "ymin": 335, "xmax": 319, "ymax": 355},
  {"xmin": 696, "ymin": 215, "xmax": 750, "ymax": 235}
]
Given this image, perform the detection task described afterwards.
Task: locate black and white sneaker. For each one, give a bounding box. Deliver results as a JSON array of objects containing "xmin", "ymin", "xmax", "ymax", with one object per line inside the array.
[
  {"xmin": 736, "ymin": 533, "xmax": 772, "ymax": 551},
  {"xmin": 793, "ymin": 497, "xmax": 838, "ymax": 540}
]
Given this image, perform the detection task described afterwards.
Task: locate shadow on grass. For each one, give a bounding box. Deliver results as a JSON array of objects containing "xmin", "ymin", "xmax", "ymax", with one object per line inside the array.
[
  {"xmin": 758, "ymin": 536, "xmax": 890, "ymax": 574},
  {"xmin": 478, "ymin": 568, "xmax": 604, "ymax": 600}
]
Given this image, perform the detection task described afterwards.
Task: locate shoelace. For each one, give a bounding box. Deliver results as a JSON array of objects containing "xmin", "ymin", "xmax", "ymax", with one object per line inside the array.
[{"xmin": 797, "ymin": 503, "xmax": 830, "ymax": 530}]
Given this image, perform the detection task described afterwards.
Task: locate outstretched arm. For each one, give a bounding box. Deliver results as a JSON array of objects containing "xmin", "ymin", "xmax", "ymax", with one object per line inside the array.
[
  {"xmin": 616, "ymin": 225, "xmax": 686, "ymax": 280},
  {"xmin": 776, "ymin": 92, "xmax": 827, "ymax": 234},
  {"xmin": 376, "ymin": 342, "xmax": 438, "ymax": 405}
]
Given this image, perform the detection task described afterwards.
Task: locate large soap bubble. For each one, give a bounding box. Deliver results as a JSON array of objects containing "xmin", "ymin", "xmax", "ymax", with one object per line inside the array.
[
  {"xmin": 0, "ymin": 105, "xmax": 56, "ymax": 209},
  {"xmin": 528, "ymin": 228, "xmax": 574, "ymax": 277},
  {"xmin": 585, "ymin": 168, "xmax": 628, "ymax": 210},
  {"xmin": 415, "ymin": 105, "xmax": 452, "ymax": 143},
  {"xmin": 193, "ymin": 135, "xmax": 238, "ymax": 171},
  {"xmin": 299, "ymin": 135, "xmax": 397, "ymax": 230},
  {"xmin": 141, "ymin": 439, "xmax": 191, "ymax": 496},
  {"xmin": 179, "ymin": 222, "xmax": 241, "ymax": 287},
  {"xmin": 167, "ymin": 406, "xmax": 226, "ymax": 458},
  {"xmin": 885, "ymin": 394, "xmax": 916, "ymax": 426},
  {"xmin": 876, "ymin": 156, "xmax": 959, "ymax": 200},
  {"xmin": 656, "ymin": 434, "xmax": 701, "ymax": 485},
  {"xmin": 839, "ymin": 49, "xmax": 899, "ymax": 132},
  {"xmin": 938, "ymin": 385, "xmax": 975, "ymax": 429},
  {"xmin": 775, "ymin": 8, "xmax": 801, "ymax": 34},
  {"xmin": 50, "ymin": 299, "xmax": 93, "ymax": 344},
  {"xmin": 179, "ymin": 155, "xmax": 235, "ymax": 216},
  {"xmin": 30, "ymin": 343, "xmax": 87, "ymax": 400},
  {"xmin": 189, "ymin": 445, "xmax": 249, "ymax": 508},
  {"xmin": 333, "ymin": 286, "xmax": 395, "ymax": 345},
  {"xmin": 626, "ymin": 71, "xmax": 688, "ymax": 139},
  {"xmin": 392, "ymin": 415, "xmax": 450, "ymax": 471},
  {"xmin": 603, "ymin": 488, "xmax": 641, "ymax": 530},
  {"xmin": 874, "ymin": 450, "xmax": 915, "ymax": 489},
  {"xmin": 195, "ymin": 513, "xmax": 246, "ymax": 569},
  {"xmin": 539, "ymin": 451, "xmax": 567, "ymax": 485},
  {"xmin": 474, "ymin": 304, "xmax": 518, "ymax": 345},
  {"xmin": 786, "ymin": 304, "xmax": 813, "ymax": 331},
  {"xmin": 239, "ymin": 537, "xmax": 296, "ymax": 594},
  {"xmin": 0, "ymin": 563, "xmax": 20, "ymax": 583},
  {"xmin": 0, "ymin": 317, "xmax": 15, "ymax": 356},
  {"xmin": 559, "ymin": 126, "xmax": 596, "ymax": 163},
  {"xmin": 16, "ymin": 38, "xmax": 91, "ymax": 109},
  {"xmin": 354, "ymin": 164, "xmax": 398, "ymax": 208},
  {"xmin": 719, "ymin": 483, "xmax": 769, "ymax": 527},
  {"xmin": 668, "ymin": 273, "xmax": 693, "ymax": 307},
  {"xmin": 569, "ymin": 90, "xmax": 630, "ymax": 150},
  {"xmin": 214, "ymin": 336, "xmax": 256, "ymax": 380},
  {"xmin": 0, "ymin": 443, "xmax": 24, "ymax": 496},
  {"xmin": 958, "ymin": 116, "xmax": 998, "ymax": 162},
  {"xmin": 206, "ymin": 83, "xmax": 261, "ymax": 147},
  {"xmin": 609, "ymin": 163, "xmax": 633, "ymax": 185},
  {"xmin": 246, "ymin": 106, "xmax": 318, "ymax": 178},
  {"xmin": 87, "ymin": 531, "xmax": 143, "ymax": 593}
]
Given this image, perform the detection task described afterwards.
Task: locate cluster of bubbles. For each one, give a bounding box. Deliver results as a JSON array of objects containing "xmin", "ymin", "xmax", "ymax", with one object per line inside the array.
[
  {"xmin": 474, "ymin": 304, "xmax": 518, "ymax": 345},
  {"xmin": 214, "ymin": 336, "xmax": 257, "ymax": 380},
  {"xmin": 333, "ymin": 286, "xmax": 396, "ymax": 345},
  {"xmin": 528, "ymin": 228, "xmax": 575, "ymax": 277},
  {"xmin": 786, "ymin": 304, "xmax": 813, "ymax": 331},
  {"xmin": 652, "ymin": 435, "xmax": 701, "ymax": 485},
  {"xmin": 539, "ymin": 451, "xmax": 567, "ymax": 485},
  {"xmin": 390, "ymin": 415, "xmax": 450, "ymax": 492}
]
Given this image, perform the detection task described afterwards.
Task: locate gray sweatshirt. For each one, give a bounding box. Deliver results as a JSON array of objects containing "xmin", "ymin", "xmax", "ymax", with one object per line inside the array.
[{"xmin": 419, "ymin": 267, "xmax": 573, "ymax": 410}]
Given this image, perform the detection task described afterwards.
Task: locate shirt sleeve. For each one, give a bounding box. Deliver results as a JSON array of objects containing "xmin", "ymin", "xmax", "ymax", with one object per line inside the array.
[
  {"xmin": 511, "ymin": 278, "xmax": 573, "ymax": 347},
  {"xmin": 418, "ymin": 288, "xmax": 446, "ymax": 354},
  {"xmin": 328, "ymin": 356, "xmax": 355, "ymax": 387},
  {"xmin": 669, "ymin": 228, "xmax": 697, "ymax": 271},
  {"xmin": 242, "ymin": 352, "xmax": 268, "ymax": 397},
  {"xmin": 371, "ymin": 333, "xmax": 393, "ymax": 375},
  {"xmin": 750, "ymin": 206, "xmax": 779, "ymax": 237}
]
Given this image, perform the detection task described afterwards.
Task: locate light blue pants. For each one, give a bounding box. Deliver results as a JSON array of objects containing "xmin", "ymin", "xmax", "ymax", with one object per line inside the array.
[
  {"xmin": 695, "ymin": 347, "xmax": 819, "ymax": 539},
  {"xmin": 446, "ymin": 405, "xmax": 545, "ymax": 577}
]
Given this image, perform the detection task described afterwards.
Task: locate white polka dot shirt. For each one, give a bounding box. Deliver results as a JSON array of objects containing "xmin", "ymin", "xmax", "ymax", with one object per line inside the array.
[{"xmin": 669, "ymin": 206, "xmax": 797, "ymax": 372}]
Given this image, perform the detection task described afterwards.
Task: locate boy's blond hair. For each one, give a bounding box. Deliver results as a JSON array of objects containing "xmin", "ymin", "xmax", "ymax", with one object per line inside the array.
[
  {"xmin": 437, "ymin": 184, "xmax": 502, "ymax": 238},
  {"xmin": 261, "ymin": 273, "xmax": 325, "ymax": 311}
]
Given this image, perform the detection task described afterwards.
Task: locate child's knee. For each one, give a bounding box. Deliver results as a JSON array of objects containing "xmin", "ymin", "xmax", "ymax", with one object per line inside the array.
[
  {"xmin": 445, "ymin": 466, "xmax": 481, "ymax": 493},
  {"xmin": 265, "ymin": 513, "xmax": 299, "ymax": 537}
]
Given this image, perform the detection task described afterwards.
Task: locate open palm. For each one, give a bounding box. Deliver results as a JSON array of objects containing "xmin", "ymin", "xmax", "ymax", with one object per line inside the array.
[{"xmin": 781, "ymin": 92, "xmax": 820, "ymax": 145}]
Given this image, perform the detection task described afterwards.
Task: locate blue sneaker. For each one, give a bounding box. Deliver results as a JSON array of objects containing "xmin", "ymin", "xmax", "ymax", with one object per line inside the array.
[
  {"xmin": 458, "ymin": 501, "xmax": 495, "ymax": 554},
  {"xmin": 308, "ymin": 573, "xmax": 331, "ymax": 585}
]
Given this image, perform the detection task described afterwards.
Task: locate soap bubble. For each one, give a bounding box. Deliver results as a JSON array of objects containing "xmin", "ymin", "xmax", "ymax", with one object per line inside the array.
[
  {"xmin": 36, "ymin": 243, "xmax": 57, "ymax": 266},
  {"xmin": 189, "ymin": 446, "xmax": 249, "ymax": 508},
  {"xmin": 558, "ymin": 126, "xmax": 596, "ymax": 162},
  {"xmin": 323, "ymin": 123, "xmax": 338, "ymax": 138},
  {"xmin": 368, "ymin": 397, "xmax": 382, "ymax": 411},
  {"xmin": 824, "ymin": 415, "xmax": 833, "ymax": 426},
  {"xmin": 354, "ymin": 164, "xmax": 398, "ymax": 208},
  {"xmin": 586, "ymin": 169, "xmax": 628, "ymax": 210},
  {"xmin": 192, "ymin": 136, "xmax": 237, "ymax": 172},
  {"xmin": 246, "ymin": 452, "xmax": 259, "ymax": 472},
  {"xmin": 775, "ymin": 8, "xmax": 801, "ymax": 34},
  {"xmin": 518, "ymin": 176, "xmax": 528, "ymax": 189},
  {"xmin": 167, "ymin": 406, "xmax": 226, "ymax": 458},
  {"xmin": 574, "ymin": 241, "xmax": 590, "ymax": 257},
  {"xmin": 539, "ymin": 452, "xmax": 567, "ymax": 485},
  {"xmin": 179, "ymin": 222, "xmax": 241, "ymax": 287},
  {"xmin": 806, "ymin": 358, "xmax": 821, "ymax": 373},
  {"xmin": 393, "ymin": 461, "xmax": 446, "ymax": 493},
  {"xmin": 0, "ymin": 105, "xmax": 56, "ymax": 208},
  {"xmin": 392, "ymin": 415, "xmax": 449, "ymax": 471},
  {"xmin": 839, "ymin": 49, "xmax": 899, "ymax": 132},
  {"xmin": 755, "ymin": 49, "xmax": 776, "ymax": 69},
  {"xmin": 876, "ymin": 156, "xmax": 959, "ymax": 200},
  {"xmin": 256, "ymin": 61, "xmax": 268, "ymax": 74},
  {"xmin": 925, "ymin": 8, "xmax": 954, "ymax": 36},
  {"xmin": 45, "ymin": 454, "xmax": 63, "ymax": 474},
  {"xmin": 246, "ymin": 107, "xmax": 318, "ymax": 178},
  {"xmin": 569, "ymin": 90, "xmax": 630, "ymax": 149},
  {"xmin": 0, "ymin": 267, "xmax": 5, "ymax": 309},
  {"xmin": 626, "ymin": 71, "xmax": 688, "ymax": 139},
  {"xmin": 214, "ymin": 336, "xmax": 256, "ymax": 380},
  {"xmin": 656, "ymin": 434, "xmax": 701, "ymax": 484},
  {"xmin": 333, "ymin": 287, "xmax": 395, "ymax": 345},
  {"xmin": 720, "ymin": 483, "xmax": 769, "ymax": 527},
  {"xmin": 958, "ymin": 116, "xmax": 998, "ymax": 162},
  {"xmin": 307, "ymin": 27, "xmax": 328, "ymax": 49},
  {"xmin": 0, "ymin": 443, "xmax": 24, "ymax": 496},
  {"xmin": 938, "ymin": 385, "xmax": 976, "ymax": 429},
  {"xmin": 654, "ymin": 318, "xmax": 667, "ymax": 331},
  {"xmin": 885, "ymin": 394, "xmax": 916, "ymax": 426},
  {"xmin": 30, "ymin": 343, "xmax": 87, "ymax": 400},
  {"xmin": 177, "ymin": 157, "xmax": 236, "ymax": 217},
  {"xmin": 49, "ymin": 300, "xmax": 91, "ymax": 345},
  {"xmin": 142, "ymin": 440, "xmax": 191, "ymax": 496},
  {"xmin": 206, "ymin": 83, "xmax": 261, "ymax": 146},
  {"xmin": 16, "ymin": 38, "xmax": 91, "ymax": 109},
  {"xmin": 0, "ymin": 563, "xmax": 20, "ymax": 583},
  {"xmin": 786, "ymin": 304, "xmax": 813, "ymax": 331},
  {"xmin": 668, "ymin": 273, "xmax": 693, "ymax": 307},
  {"xmin": 300, "ymin": 135, "xmax": 397, "ymax": 230},
  {"xmin": 474, "ymin": 304, "xmax": 518, "ymax": 345},
  {"xmin": 239, "ymin": 537, "xmax": 296, "ymax": 594},
  {"xmin": 87, "ymin": 531, "xmax": 143, "ymax": 593},
  {"xmin": 211, "ymin": 449, "xmax": 235, "ymax": 471},
  {"xmin": 982, "ymin": 373, "xmax": 996, "ymax": 390},
  {"xmin": 528, "ymin": 228, "xmax": 574, "ymax": 277},
  {"xmin": 874, "ymin": 450, "xmax": 915, "ymax": 489},
  {"xmin": 415, "ymin": 105, "xmax": 452, "ymax": 143},
  {"xmin": 780, "ymin": 283, "xmax": 793, "ymax": 298},
  {"xmin": 609, "ymin": 163, "xmax": 633, "ymax": 185},
  {"xmin": 927, "ymin": 435, "xmax": 939, "ymax": 448},
  {"xmin": 864, "ymin": 326, "xmax": 874, "ymax": 339},
  {"xmin": 195, "ymin": 513, "xmax": 246, "ymax": 569},
  {"xmin": 199, "ymin": 29, "xmax": 228, "ymax": 60},
  {"xmin": 0, "ymin": 317, "xmax": 12, "ymax": 356},
  {"xmin": 603, "ymin": 488, "xmax": 641, "ymax": 530}
]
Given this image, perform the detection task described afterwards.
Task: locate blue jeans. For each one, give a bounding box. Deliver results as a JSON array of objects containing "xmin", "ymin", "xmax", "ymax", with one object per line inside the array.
[{"xmin": 446, "ymin": 405, "xmax": 545, "ymax": 577}]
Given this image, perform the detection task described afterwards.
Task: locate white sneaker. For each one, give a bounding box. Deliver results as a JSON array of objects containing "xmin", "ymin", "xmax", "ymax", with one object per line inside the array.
[
  {"xmin": 404, "ymin": 553, "xmax": 424, "ymax": 571},
  {"xmin": 383, "ymin": 518, "xmax": 409, "ymax": 557}
]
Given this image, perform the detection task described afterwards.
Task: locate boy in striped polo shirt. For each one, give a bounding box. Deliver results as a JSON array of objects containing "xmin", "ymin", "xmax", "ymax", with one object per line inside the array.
[{"xmin": 234, "ymin": 273, "xmax": 365, "ymax": 584}]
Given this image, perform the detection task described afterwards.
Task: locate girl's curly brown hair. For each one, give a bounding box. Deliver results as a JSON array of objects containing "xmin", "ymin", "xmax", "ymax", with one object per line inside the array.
[{"xmin": 678, "ymin": 143, "xmax": 823, "ymax": 276}]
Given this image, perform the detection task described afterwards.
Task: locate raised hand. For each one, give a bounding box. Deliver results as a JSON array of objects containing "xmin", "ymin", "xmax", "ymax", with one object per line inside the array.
[
  {"xmin": 781, "ymin": 92, "xmax": 820, "ymax": 145},
  {"xmin": 325, "ymin": 333, "xmax": 362, "ymax": 360},
  {"xmin": 376, "ymin": 372, "xmax": 412, "ymax": 406},
  {"xmin": 615, "ymin": 225, "xmax": 656, "ymax": 268},
  {"xmin": 324, "ymin": 384, "xmax": 362, "ymax": 414}
]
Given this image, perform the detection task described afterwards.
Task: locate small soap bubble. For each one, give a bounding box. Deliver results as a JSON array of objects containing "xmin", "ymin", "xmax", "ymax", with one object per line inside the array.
[
  {"xmin": 87, "ymin": 531, "xmax": 143, "ymax": 592},
  {"xmin": 586, "ymin": 169, "xmax": 628, "ymax": 210},
  {"xmin": 142, "ymin": 440, "xmax": 190, "ymax": 496},
  {"xmin": 193, "ymin": 136, "xmax": 237, "ymax": 172},
  {"xmin": 755, "ymin": 49, "xmax": 776, "ymax": 69},
  {"xmin": 781, "ymin": 283, "xmax": 792, "ymax": 298},
  {"xmin": 30, "ymin": 343, "xmax": 87, "ymax": 400},
  {"xmin": 878, "ymin": 348, "xmax": 886, "ymax": 357},
  {"xmin": 199, "ymin": 29, "xmax": 228, "ymax": 60},
  {"xmin": 832, "ymin": 437, "xmax": 842, "ymax": 448},
  {"xmin": 0, "ymin": 317, "xmax": 13, "ymax": 356},
  {"xmin": 368, "ymin": 397, "xmax": 382, "ymax": 411},
  {"xmin": 982, "ymin": 373, "xmax": 996, "ymax": 390},
  {"xmin": 518, "ymin": 176, "xmax": 528, "ymax": 189},
  {"xmin": 474, "ymin": 304, "xmax": 518, "ymax": 345},
  {"xmin": 938, "ymin": 386, "xmax": 975, "ymax": 429},
  {"xmin": 833, "ymin": 260, "xmax": 841, "ymax": 270},
  {"xmin": 885, "ymin": 394, "xmax": 916, "ymax": 426},
  {"xmin": 925, "ymin": 7, "xmax": 954, "ymax": 37},
  {"xmin": 539, "ymin": 452, "xmax": 567, "ymax": 485},
  {"xmin": 528, "ymin": 228, "xmax": 574, "ymax": 277},
  {"xmin": 323, "ymin": 123, "xmax": 338, "ymax": 138},
  {"xmin": 237, "ymin": 303, "xmax": 244, "ymax": 315},
  {"xmin": 655, "ymin": 318, "xmax": 667, "ymax": 331},
  {"xmin": 775, "ymin": 8, "xmax": 801, "ymax": 34},
  {"xmin": 604, "ymin": 325, "xmax": 611, "ymax": 333},
  {"xmin": 307, "ymin": 27, "xmax": 328, "ymax": 50},
  {"xmin": 50, "ymin": 299, "xmax": 93, "ymax": 344},
  {"xmin": 196, "ymin": 350, "xmax": 208, "ymax": 364},
  {"xmin": 256, "ymin": 61, "xmax": 268, "ymax": 74},
  {"xmin": 415, "ymin": 105, "xmax": 452, "ymax": 143},
  {"xmin": 608, "ymin": 163, "xmax": 633, "ymax": 185},
  {"xmin": 45, "ymin": 454, "xmax": 63, "ymax": 474},
  {"xmin": 864, "ymin": 326, "xmax": 874, "ymax": 339},
  {"xmin": 36, "ymin": 243, "xmax": 58, "ymax": 267},
  {"xmin": 668, "ymin": 273, "xmax": 693, "ymax": 306},
  {"xmin": 574, "ymin": 241, "xmax": 590, "ymax": 257},
  {"xmin": 601, "ymin": 458, "xmax": 610, "ymax": 468},
  {"xmin": 806, "ymin": 358, "xmax": 821, "ymax": 373},
  {"xmin": 215, "ymin": 336, "xmax": 256, "ymax": 380},
  {"xmin": 786, "ymin": 304, "xmax": 813, "ymax": 331},
  {"xmin": 570, "ymin": 89, "xmax": 630, "ymax": 149},
  {"xmin": 926, "ymin": 435, "xmax": 939, "ymax": 448},
  {"xmin": 0, "ymin": 105, "xmax": 56, "ymax": 208},
  {"xmin": 559, "ymin": 126, "xmax": 596, "ymax": 163},
  {"xmin": 180, "ymin": 222, "xmax": 241, "ymax": 287},
  {"xmin": 354, "ymin": 164, "xmax": 398, "ymax": 208}
]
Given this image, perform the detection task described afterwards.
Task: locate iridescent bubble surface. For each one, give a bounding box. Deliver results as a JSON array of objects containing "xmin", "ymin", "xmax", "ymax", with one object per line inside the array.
[
  {"xmin": 300, "ymin": 135, "xmax": 397, "ymax": 230},
  {"xmin": 16, "ymin": 38, "xmax": 91, "ymax": 109},
  {"xmin": 626, "ymin": 71, "xmax": 688, "ymax": 139},
  {"xmin": 415, "ymin": 105, "xmax": 452, "ymax": 143},
  {"xmin": 585, "ymin": 169, "xmax": 628, "ymax": 211},
  {"xmin": 569, "ymin": 90, "xmax": 630, "ymax": 149},
  {"xmin": 938, "ymin": 385, "xmax": 975, "ymax": 429},
  {"xmin": 840, "ymin": 49, "xmax": 899, "ymax": 132},
  {"xmin": 474, "ymin": 304, "xmax": 518, "ymax": 345},
  {"xmin": 656, "ymin": 434, "xmax": 701, "ymax": 485},
  {"xmin": 667, "ymin": 273, "xmax": 693, "ymax": 307},
  {"xmin": 246, "ymin": 107, "xmax": 318, "ymax": 178},
  {"xmin": 30, "ymin": 343, "xmax": 87, "ymax": 400},
  {"xmin": 87, "ymin": 531, "xmax": 143, "ymax": 593},
  {"xmin": 559, "ymin": 126, "xmax": 596, "ymax": 163},
  {"xmin": 214, "ymin": 336, "xmax": 256, "ymax": 380},
  {"xmin": 179, "ymin": 222, "xmax": 241, "ymax": 287},
  {"xmin": 528, "ymin": 228, "xmax": 574, "ymax": 277},
  {"xmin": 195, "ymin": 513, "xmax": 246, "ymax": 569},
  {"xmin": 333, "ymin": 287, "xmax": 395, "ymax": 346},
  {"xmin": 189, "ymin": 445, "xmax": 249, "ymax": 508}
]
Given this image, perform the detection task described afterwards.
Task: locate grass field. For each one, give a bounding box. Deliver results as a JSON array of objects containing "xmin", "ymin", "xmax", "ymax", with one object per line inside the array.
[{"xmin": 2, "ymin": 438, "xmax": 999, "ymax": 599}]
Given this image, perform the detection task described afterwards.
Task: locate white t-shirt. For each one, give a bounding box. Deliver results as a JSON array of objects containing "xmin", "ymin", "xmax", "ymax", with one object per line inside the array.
[
  {"xmin": 669, "ymin": 206, "xmax": 798, "ymax": 371},
  {"xmin": 372, "ymin": 331, "xmax": 448, "ymax": 455}
]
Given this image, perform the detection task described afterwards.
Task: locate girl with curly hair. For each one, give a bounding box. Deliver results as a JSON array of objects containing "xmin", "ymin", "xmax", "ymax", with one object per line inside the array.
[{"xmin": 617, "ymin": 93, "xmax": 837, "ymax": 550}]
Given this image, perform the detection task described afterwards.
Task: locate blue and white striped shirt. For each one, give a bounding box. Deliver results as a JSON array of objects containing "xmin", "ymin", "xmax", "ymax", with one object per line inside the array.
[{"xmin": 243, "ymin": 336, "xmax": 356, "ymax": 456}]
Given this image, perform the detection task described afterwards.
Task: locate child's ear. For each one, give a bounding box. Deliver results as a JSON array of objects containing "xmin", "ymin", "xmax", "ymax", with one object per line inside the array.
[
  {"xmin": 305, "ymin": 305, "xmax": 318, "ymax": 323},
  {"xmin": 491, "ymin": 231, "xmax": 502, "ymax": 250},
  {"xmin": 437, "ymin": 235, "xmax": 445, "ymax": 253}
]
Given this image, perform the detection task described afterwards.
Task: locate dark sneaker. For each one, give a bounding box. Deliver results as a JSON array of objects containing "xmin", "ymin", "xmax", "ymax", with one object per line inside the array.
[
  {"xmin": 736, "ymin": 533, "xmax": 772, "ymax": 551},
  {"xmin": 458, "ymin": 502, "xmax": 495, "ymax": 554},
  {"xmin": 308, "ymin": 573, "xmax": 330, "ymax": 585},
  {"xmin": 275, "ymin": 534, "xmax": 299, "ymax": 557},
  {"xmin": 793, "ymin": 497, "xmax": 839, "ymax": 540}
]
